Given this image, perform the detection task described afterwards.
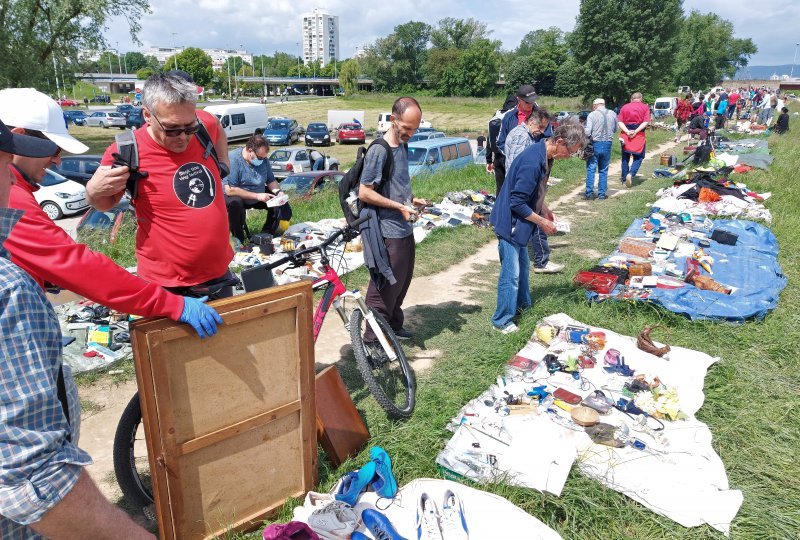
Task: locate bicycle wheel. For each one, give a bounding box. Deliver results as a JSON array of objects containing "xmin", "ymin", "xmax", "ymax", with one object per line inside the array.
[
  {"xmin": 350, "ymin": 309, "xmax": 416, "ymax": 418},
  {"xmin": 113, "ymin": 393, "xmax": 154, "ymax": 510}
]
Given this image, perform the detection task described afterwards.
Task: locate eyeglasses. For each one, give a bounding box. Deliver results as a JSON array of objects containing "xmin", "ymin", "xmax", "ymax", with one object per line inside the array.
[
  {"xmin": 150, "ymin": 112, "xmax": 201, "ymax": 137},
  {"xmin": 23, "ymin": 129, "xmax": 61, "ymax": 157}
]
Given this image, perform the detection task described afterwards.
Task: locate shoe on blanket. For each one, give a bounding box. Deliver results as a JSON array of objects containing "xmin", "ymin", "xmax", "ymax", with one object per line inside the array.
[
  {"xmin": 370, "ymin": 446, "xmax": 398, "ymax": 498},
  {"xmin": 439, "ymin": 490, "xmax": 469, "ymax": 540},
  {"xmin": 416, "ymin": 493, "xmax": 444, "ymax": 540},
  {"xmin": 362, "ymin": 508, "xmax": 407, "ymax": 540},
  {"xmin": 334, "ymin": 461, "xmax": 376, "ymax": 507},
  {"xmin": 307, "ymin": 500, "xmax": 358, "ymax": 540}
]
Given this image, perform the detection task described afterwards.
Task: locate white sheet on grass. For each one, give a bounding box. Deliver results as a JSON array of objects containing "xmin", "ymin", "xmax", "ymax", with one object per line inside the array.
[{"xmin": 436, "ymin": 313, "xmax": 743, "ymax": 535}]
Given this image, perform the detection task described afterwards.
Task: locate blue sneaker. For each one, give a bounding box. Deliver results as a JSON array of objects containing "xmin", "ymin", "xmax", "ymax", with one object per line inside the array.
[
  {"xmin": 351, "ymin": 532, "xmax": 370, "ymax": 540},
  {"xmin": 361, "ymin": 508, "xmax": 407, "ymax": 540},
  {"xmin": 369, "ymin": 446, "xmax": 398, "ymax": 498},
  {"xmin": 334, "ymin": 461, "xmax": 376, "ymax": 507}
]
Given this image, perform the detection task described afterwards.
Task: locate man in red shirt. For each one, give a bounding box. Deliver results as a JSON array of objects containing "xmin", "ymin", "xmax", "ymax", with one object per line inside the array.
[
  {"xmin": 727, "ymin": 90, "xmax": 740, "ymax": 120},
  {"xmin": 87, "ymin": 73, "xmax": 235, "ymax": 303},
  {"xmin": 674, "ymin": 94, "xmax": 693, "ymax": 142},
  {"xmin": 0, "ymin": 88, "xmax": 222, "ymax": 338},
  {"xmin": 617, "ymin": 92, "xmax": 651, "ymax": 188}
]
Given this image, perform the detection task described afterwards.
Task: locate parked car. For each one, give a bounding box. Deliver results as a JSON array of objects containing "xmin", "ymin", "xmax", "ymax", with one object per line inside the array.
[
  {"xmin": 653, "ymin": 97, "xmax": 678, "ymax": 118},
  {"xmin": 336, "ymin": 123, "xmax": 366, "ymax": 144},
  {"xmin": 409, "ymin": 131, "xmax": 445, "ymax": 143},
  {"xmin": 116, "ymin": 104, "xmax": 136, "ymax": 117},
  {"xmin": 268, "ymin": 147, "xmax": 340, "ymax": 180},
  {"xmin": 407, "ymin": 137, "xmax": 474, "ymax": 178},
  {"xmin": 63, "ymin": 110, "xmax": 88, "ymax": 126},
  {"xmin": 76, "ymin": 197, "xmax": 135, "ymax": 244},
  {"xmin": 48, "ymin": 155, "xmax": 102, "ymax": 186},
  {"xmin": 304, "ymin": 122, "xmax": 332, "ymax": 146},
  {"xmin": 204, "ymin": 103, "xmax": 269, "ymax": 141},
  {"xmin": 278, "ymin": 170, "xmax": 345, "ymax": 200},
  {"xmin": 415, "ymin": 127, "xmax": 436, "ymax": 134},
  {"xmin": 34, "ymin": 169, "xmax": 89, "ymax": 220},
  {"xmin": 126, "ymin": 108, "xmax": 145, "ymax": 129},
  {"xmin": 57, "ymin": 98, "xmax": 79, "ymax": 107},
  {"xmin": 90, "ymin": 95, "xmax": 111, "ymax": 103},
  {"xmin": 569, "ymin": 110, "xmax": 591, "ymax": 124},
  {"xmin": 262, "ymin": 118, "xmax": 301, "ymax": 145},
  {"xmin": 84, "ymin": 111, "xmax": 127, "ymax": 129},
  {"xmin": 377, "ymin": 112, "xmax": 392, "ymax": 134}
]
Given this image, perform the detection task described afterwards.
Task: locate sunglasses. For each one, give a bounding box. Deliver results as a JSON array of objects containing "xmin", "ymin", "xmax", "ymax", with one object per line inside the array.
[
  {"xmin": 150, "ymin": 112, "xmax": 201, "ymax": 137},
  {"xmin": 24, "ymin": 129, "xmax": 61, "ymax": 157}
]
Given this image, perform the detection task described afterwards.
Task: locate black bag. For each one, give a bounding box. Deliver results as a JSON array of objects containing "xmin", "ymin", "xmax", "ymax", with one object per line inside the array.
[
  {"xmin": 693, "ymin": 143, "xmax": 713, "ymax": 165},
  {"xmin": 338, "ymin": 138, "xmax": 393, "ymax": 225}
]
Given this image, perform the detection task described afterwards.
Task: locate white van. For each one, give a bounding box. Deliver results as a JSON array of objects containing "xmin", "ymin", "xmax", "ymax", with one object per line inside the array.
[
  {"xmin": 653, "ymin": 97, "xmax": 678, "ymax": 118},
  {"xmin": 376, "ymin": 112, "xmax": 392, "ymax": 134},
  {"xmin": 203, "ymin": 103, "xmax": 269, "ymax": 141}
]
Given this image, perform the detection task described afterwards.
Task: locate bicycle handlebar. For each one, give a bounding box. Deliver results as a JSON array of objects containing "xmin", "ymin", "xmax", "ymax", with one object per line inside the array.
[{"xmin": 261, "ymin": 214, "xmax": 370, "ymax": 271}]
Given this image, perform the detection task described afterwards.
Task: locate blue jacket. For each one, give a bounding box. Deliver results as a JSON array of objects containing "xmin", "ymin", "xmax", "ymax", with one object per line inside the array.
[
  {"xmin": 497, "ymin": 106, "xmax": 554, "ymax": 155},
  {"xmin": 489, "ymin": 142, "xmax": 548, "ymax": 247}
]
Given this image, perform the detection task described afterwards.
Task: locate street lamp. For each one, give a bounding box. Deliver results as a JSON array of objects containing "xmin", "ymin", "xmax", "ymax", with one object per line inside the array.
[
  {"xmin": 792, "ymin": 43, "xmax": 800, "ymax": 79},
  {"xmin": 171, "ymin": 33, "xmax": 179, "ymax": 70},
  {"xmin": 296, "ymin": 42, "xmax": 301, "ymax": 77},
  {"xmin": 116, "ymin": 42, "xmax": 123, "ymax": 75}
]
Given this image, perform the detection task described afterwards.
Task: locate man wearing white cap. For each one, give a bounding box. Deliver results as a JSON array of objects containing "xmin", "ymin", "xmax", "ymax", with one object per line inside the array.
[
  {"xmin": 0, "ymin": 88, "xmax": 222, "ymax": 338},
  {"xmin": 0, "ymin": 117, "xmax": 154, "ymax": 539},
  {"xmin": 583, "ymin": 98, "xmax": 617, "ymax": 200}
]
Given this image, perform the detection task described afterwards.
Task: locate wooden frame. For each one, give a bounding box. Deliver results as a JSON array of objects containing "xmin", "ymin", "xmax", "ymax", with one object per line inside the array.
[
  {"xmin": 132, "ymin": 281, "xmax": 317, "ymax": 540},
  {"xmin": 315, "ymin": 365, "xmax": 370, "ymax": 468}
]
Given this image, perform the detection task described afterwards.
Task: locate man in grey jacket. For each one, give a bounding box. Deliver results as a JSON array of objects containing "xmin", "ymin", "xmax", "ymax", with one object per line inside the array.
[{"xmin": 583, "ymin": 98, "xmax": 618, "ymax": 200}]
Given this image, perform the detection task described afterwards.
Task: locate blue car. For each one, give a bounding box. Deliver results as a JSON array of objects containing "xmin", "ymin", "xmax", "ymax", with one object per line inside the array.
[
  {"xmin": 407, "ymin": 137, "xmax": 474, "ymax": 178},
  {"xmin": 263, "ymin": 118, "xmax": 301, "ymax": 146},
  {"xmin": 63, "ymin": 110, "xmax": 88, "ymax": 126}
]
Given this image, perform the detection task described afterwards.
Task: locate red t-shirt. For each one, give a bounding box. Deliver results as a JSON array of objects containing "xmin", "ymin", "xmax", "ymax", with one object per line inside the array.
[
  {"xmin": 516, "ymin": 108, "xmax": 527, "ymax": 126},
  {"xmin": 728, "ymin": 93, "xmax": 740, "ymax": 105},
  {"xmin": 101, "ymin": 110, "xmax": 233, "ymax": 287},
  {"xmin": 618, "ymin": 101, "xmax": 651, "ymax": 125},
  {"xmin": 5, "ymin": 167, "xmax": 183, "ymax": 319}
]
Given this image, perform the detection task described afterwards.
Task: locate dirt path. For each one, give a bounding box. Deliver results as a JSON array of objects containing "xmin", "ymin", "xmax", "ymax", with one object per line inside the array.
[{"xmin": 78, "ymin": 138, "xmax": 679, "ymax": 502}]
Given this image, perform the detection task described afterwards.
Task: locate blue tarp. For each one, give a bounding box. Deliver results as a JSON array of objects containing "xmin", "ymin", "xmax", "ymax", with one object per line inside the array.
[{"xmin": 590, "ymin": 219, "xmax": 786, "ymax": 322}]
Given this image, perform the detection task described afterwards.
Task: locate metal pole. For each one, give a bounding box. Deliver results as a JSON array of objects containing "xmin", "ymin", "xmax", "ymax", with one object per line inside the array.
[
  {"xmin": 171, "ymin": 33, "xmax": 178, "ymax": 70},
  {"xmin": 227, "ymin": 56, "xmax": 232, "ymax": 99},
  {"xmin": 52, "ymin": 53, "xmax": 61, "ymax": 99},
  {"xmin": 116, "ymin": 42, "xmax": 123, "ymax": 75},
  {"xmin": 792, "ymin": 43, "xmax": 800, "ymax": 79}
]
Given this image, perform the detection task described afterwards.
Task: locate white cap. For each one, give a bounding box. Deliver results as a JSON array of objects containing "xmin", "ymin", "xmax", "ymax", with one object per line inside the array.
[
  {"xmin": 0, "ymin": 88, "xmax": 89, "ymax": 154},
  {"xmin": 593, "ymin": 98, "xmax": 605, "ymax": 106}
]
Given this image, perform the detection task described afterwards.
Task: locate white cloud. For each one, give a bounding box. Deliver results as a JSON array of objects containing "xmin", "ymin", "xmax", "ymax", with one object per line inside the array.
[{"xmin": 107, "ymin": 0, "xmax": 798, "ymax": 66}]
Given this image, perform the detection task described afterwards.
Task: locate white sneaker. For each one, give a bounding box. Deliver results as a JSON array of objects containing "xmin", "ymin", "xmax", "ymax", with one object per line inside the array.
[
  {"xmin": 417, "ymin": 493, "xmax": 444, "ymax": 540},
  {"xmin": 625, "ymin": 173, "xmax": 633, "ymax": 187},
  {"xmin": 533, "ymin": 261, "xmax": 564, "ymax": 274},
  {"xmin": 439, "ymin": 490, "xmax": 469, "ymax": 540},
  {"xmin": 493, "ymin": 322, "xmax": 518, "ymax": 334},
  {"xmin": 306, "ymin": 498, "xmax": 358, "ymax": 540}
]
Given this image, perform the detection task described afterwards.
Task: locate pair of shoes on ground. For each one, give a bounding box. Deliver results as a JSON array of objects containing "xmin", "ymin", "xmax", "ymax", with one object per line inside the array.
[
  {"xmin": 334, "ymin": 447, "xmax": 398, "ymax": 507},
  {"xmin": 351, "ymin": 508, "xmax": 407, "ymax": 540},
  {"xmin": 417, "ymin": 490, "xmax": 469, "ymax": 540},
  {"xmin": 533, "ymin": 261, "xmax": 564, "ymax": 274},
  {"xmin": 303, "ymin": 492, "xmax": 359, "ymax": 539},
  {"xmin": 583, "ymin": 193, "xmax": 607, "ymax": 200},
  {"xmin": 493, "ymin": 322, "xmax": 518, "ymax": 334}
]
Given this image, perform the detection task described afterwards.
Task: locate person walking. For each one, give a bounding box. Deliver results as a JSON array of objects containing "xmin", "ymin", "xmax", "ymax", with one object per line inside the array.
[
  {"xmin": 617, "ymin": 92, "xmax": 650, "ymax": 188},
  {"xmin": 583, "ymin": 98, "xmax": 617, "ymax": 200},
  {"xmin": 674, "ymin": 94, "xmax": 693, "ymax": 142}
]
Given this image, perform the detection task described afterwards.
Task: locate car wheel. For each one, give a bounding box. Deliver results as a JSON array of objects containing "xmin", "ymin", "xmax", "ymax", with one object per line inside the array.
[
  {"xmin": 99, "ymin": 121, "xmax": 106, "ymax": 128},
  {"xmin": 329, "ymin": 164, "xmax": 338, "ymax": 171},
  {"xmin": 41, "ymin": 202, "xmax": 63, "ymax": 220}
]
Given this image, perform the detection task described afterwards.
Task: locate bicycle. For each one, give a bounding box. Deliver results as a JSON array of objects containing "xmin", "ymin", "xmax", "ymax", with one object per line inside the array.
[{"xmin": 113, "ymin": 215, "xmax": 416, "ymax": 512}]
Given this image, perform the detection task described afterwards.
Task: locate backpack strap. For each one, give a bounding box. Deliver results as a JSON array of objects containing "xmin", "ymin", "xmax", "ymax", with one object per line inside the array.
[
  {"xmin": 113, "ymin": 131, "xmax": 146, "ymax": 199},
  {"xmin": 194, "ymin": 121, "xmax": 230, "ymax": 179},
  {"xmin": 368, "ymin": 137, "xmax": 395, "ymax": 198}
]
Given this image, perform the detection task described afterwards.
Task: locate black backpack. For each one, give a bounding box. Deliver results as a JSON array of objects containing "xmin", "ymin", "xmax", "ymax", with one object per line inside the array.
[
  {"xmin": 113, "ymin": 121, "xmax": 229, "ymax": 199},
  {"xmin": 338, "ymin": 138, "xmax": 394, "ymax": 225}
]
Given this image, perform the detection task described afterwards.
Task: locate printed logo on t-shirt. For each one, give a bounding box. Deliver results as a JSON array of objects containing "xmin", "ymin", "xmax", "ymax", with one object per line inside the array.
[{"xmin": 173, "ymin": 162, "xmax": 217, "ymax": 208}]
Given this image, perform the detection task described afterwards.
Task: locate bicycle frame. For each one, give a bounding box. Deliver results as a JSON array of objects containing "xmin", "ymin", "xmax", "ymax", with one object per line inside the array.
[{"xmin": 311, "ymin": 263, "xmax": 397, "ymax": 360}]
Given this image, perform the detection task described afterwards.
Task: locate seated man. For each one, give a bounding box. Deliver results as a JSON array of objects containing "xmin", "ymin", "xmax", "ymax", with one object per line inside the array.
[
  {"xmin": 687, "ymin": 113, "xmax": 708, "ymax": 141},
  {"xmin": 223, "ymin": 134, "xmax": 285, "ymax": 242}
]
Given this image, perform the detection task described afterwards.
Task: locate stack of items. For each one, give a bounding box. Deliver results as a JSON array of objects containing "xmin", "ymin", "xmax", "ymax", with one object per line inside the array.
[
  {"xmin": 573, "ymin": 212, "xmax": 785, "ymax": 321},
  {"xmin": 54, "ymin": 301, "xmax": 133, "ymax": 372},
  {"xmin": 435, "ymin": 313, "xmax": 743, "ymax": 535}
]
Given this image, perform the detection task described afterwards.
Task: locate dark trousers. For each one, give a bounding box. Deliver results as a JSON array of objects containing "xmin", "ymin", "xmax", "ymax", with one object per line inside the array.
[
  {"xmin": 164, "ymin": 269, "xmax": 237, "ymax": 299},
  {"xmin": 492, "ymin": 156, "xmax": 506, "ymax": 195},
  {"xmin": 364, "ymin": 235, "xmax": 416, "ymax": 341},
  {"xmin": 225, "ymin": 195, "xmax": 269, "ymax": 242}
]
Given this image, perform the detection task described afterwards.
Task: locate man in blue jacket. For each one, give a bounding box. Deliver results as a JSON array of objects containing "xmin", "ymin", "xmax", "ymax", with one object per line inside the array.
[{"xmin": 489, "ymin": 124, "xmax": 587, "ymax": 333}]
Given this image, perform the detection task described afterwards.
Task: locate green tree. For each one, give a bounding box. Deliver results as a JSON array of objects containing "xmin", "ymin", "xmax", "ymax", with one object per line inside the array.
[
  {"xmin": 511, "ymin": 27, "xmax": 569, "ymax": 95},
  {"xmin": 339, "ymin": 60, "xmax": 360, "ymax": 95},
  {"xmin": 430, "ymin": 18, "xmax": 490, "ymax": 49},
  {"xmin": 504, "ymin": 56, "xmax": 537, "ymax": 93},
  {"xmin": 673, "ymin": 11, "xmax": 756, "ymax": 91},
  {"xmin": 437, "ymin": 39, "xmax": 499, "ymax": 97},
  {"xmin": 0, "ymin": 0, "xmax": 150, "ymax": 88},
  {"xmin": 363, "ymin": 21, "xmax": 430, "ymax": 90},
  {"xmin": 569, "ymin": 0, "xmax": 683, "ymax": 107},
  {"xmin": 164, "ymin": 47, "xmax": 213, "ymax": 86},
  {"xmin": 425, "ymin": 48, "xmax": 461, "ymax": 88},
  {"xmin": 553, "ymin": 57, "xmax": 582, "ymax": 97},
  {"xmin": 136, "ymin": 67, "xmax": 155, "ymax": 80},
  {"xmin": 124, "ymin": 51, "xmax": 149, "ymax": 72}
]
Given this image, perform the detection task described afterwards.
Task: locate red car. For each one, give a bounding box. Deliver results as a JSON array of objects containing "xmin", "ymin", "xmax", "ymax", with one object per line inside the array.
[
  {"xmin": 336, "ymin": 123, "xmax": 366, "ymax": 144},
  {"xmin": 57, "ymin": 98, "xmax": 79, "ymax": 107}
]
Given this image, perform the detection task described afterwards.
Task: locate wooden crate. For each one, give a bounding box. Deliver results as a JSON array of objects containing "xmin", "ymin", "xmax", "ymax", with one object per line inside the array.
[{"xmin": 131, "ymin": 281, "xmax": 316, "ymax": 539}]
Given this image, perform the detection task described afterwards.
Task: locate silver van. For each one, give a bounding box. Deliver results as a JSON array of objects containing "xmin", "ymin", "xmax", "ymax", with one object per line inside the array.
[{"xmin": 203, "ymin": 103, "xmax": 269, "ymax": 141}]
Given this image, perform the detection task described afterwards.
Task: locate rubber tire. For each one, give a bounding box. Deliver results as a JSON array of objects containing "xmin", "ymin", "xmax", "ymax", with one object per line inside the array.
[
  {"xmin": 329, "ymin": 163, "xmax": 338, "ymax": 171},
  {"xmin": 113, "ymin": 393, "xmax": 154, "ymax": 510},
  {"xmin": 350, "ymin": 309, "xmax": 416, "ymax": 418},
  {"xmin": 99, "ymin": 121, "xmax": 106, "ymax": 128},
  {"xmin": 40, "ymin": 201, "xmax": 63, "ymax": 220}
]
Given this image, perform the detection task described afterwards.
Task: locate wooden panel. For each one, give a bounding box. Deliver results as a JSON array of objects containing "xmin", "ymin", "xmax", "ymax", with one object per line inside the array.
[
  {"xmin": 132, "ymin": 281, "xmax": 316, "ymax": 540},
  {"xmin": 315, "ymin": 366, "xmax": 371, "ymax": 468}
]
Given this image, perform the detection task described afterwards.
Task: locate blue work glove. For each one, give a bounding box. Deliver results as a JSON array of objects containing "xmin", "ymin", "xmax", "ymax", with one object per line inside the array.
[{"xmin": 179, "ymin": 296, "xmax": 223, "ymax": 338}]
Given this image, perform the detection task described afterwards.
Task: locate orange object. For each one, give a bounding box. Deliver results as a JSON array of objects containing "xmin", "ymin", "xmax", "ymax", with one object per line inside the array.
[{"xmin": 698, "ymin": 187, "xmax": 722, "ymax": 203}]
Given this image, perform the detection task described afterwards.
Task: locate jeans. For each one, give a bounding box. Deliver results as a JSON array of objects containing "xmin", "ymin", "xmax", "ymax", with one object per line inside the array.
[
  {"xmin": 585, "ymin": 140, "xmax": 612, "ymax": 196},
  {"xmin": 312, "ymin": 157, "xmax": 325, "ymax": 171},
  {"xmin": 492, "ymin": 238, "xmax": 531, "ymax": 329},
  {"xmin": 527, "ymin": 226, "xmax": 550, "ymax": 267},
  {"xmin": 621, "ymin": 143, "xmax": 646, "ymax": 181}
]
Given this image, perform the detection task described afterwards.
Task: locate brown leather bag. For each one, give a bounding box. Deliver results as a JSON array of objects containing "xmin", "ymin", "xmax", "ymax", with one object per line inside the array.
[{"xmin": 637, "ymin": 325, "xmax": 671, "ymax": 357}]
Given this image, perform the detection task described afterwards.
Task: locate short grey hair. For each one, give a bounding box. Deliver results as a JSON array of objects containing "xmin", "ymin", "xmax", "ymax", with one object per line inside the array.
[
  {"xmin": 142, "ymin": 73, "xmax": 197, "ymax": 111},
  {"xmin": 552, "ymin": 123, "xmax": 587, "ymax": 149}
]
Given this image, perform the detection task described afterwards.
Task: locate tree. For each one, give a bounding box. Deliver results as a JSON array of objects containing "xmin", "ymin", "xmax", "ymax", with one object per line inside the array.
[
  {"xmin": 0, "ymin": 0, "xmax": 150, "ymax": 88},
  {"xmin": 124, "ymin": 51, "xmax": 149, "ymax": 72},
  {"xmin": 437, "ymin": 39, "xmax": 499, "ymax": 97},
  {"xmin": 430, "ymin": 18, "xmax": 490, "ymax": 50},
  {"xmin": 165, "ymin": 48, "xmax": 213, "ymax": 87},
  {"xmin": 425, "ymin": 48, "xmax": 461, "ymax": 88},
  {"xmin": 505, "ymin": 56, "xmax": 537, "ymax": 94},
  {"xmin": 136, "ymin": 68, "xmax": 155, "ymax": 80},
  {"xmin": 339, "ymin": 60, "xmax": 360, "ymax": 95},
  {"xmin": 569, "ymin": 0, "xmax": 683, "ymax": 107},
  {"xmin": 673, "ymin": 11, "xmax": 756, "ymax": 91},
  {"xmin": 363, "ymin": 21, "xmax": 430, "ymax": 90},
  {"xmin": 511, "ymin": 28, "xmax": 569, "ymax": 95}
]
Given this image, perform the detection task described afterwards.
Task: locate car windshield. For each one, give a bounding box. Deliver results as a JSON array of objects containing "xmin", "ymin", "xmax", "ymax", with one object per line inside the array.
[
  {"xmin": 270, "ymin": 150, "xmax": 291, "ymax": 162},
  {"xmin": 407, "ymin": 147, "xmax": 428, "ymax": 165},
  {"xmin": 341, "ymin": 124, "xmax": 360, "ymax": 130},
  {"xmin": 108, "ymin": 113, "xmax": 123, "ymax": 118},
  {"xmin": 655, "ymin": 102, "xmax": 671, "ymax": 109},
  {"xmin": 269, "ymin": 120, "xmax": 290, "ymax": 129},
  {"xmin": 308, "ymin": 124, "xmax": 327, "ymax": 132},
  {"xmin": 41, "ymin": 171, "xmax": 68, "ymax": 187},
  {"xmin": 409, "ymin": 133, "xmax": 427, "ymax": 143},
  {"xmin": 279, "ymin": 174, "xmax": 314, "ymax": 194}
]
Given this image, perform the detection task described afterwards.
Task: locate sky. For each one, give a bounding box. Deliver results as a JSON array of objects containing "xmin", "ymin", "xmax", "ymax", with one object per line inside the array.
[{"xmin": 107, "ymin": 0, "xmax": 800, "ymax": 67}]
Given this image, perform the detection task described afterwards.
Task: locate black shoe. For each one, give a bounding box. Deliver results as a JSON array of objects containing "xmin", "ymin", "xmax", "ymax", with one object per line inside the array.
[
  {"xmin": 394, "ymin": 327, "xmax": 414, "ymax": 340},
  {"xmin": 582, "ymin": 193, "xmax": 594, "ymax": 200},
  {"xmin": 364, "ymin": 342, "xmax": 389, "ymax": 368},
  {"xmin": 597, "ymin": 194, "xmax": 608, "ymax": 200}
]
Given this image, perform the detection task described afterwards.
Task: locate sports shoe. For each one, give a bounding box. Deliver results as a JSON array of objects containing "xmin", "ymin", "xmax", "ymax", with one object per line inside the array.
[
  {"xmin": 625, "ymin": 173, "xmax": 632, "ymax": 187},
  {"xmin": 370, "ymin": 446, "xmax": 398, "ymax": 498},
  {"xmin": 362, "ymin": 508, "xmax": 407, "ymax": 540},
  {"xmin": 533, "ymin": 261, "xmax": 564, "ymax": 274},
  {"xmin": 334, "ymin": 461, "xmax": 376, "ymax": 507},
  {"xmin": 307, "ymin": 500, "xmax": 358, "ymax": 540},
  {"xmin": 364, "ymin": 341, "xmax": 390, "ymax": 368},
  {"xmin": 439, "ymin": 490, "xmax": 469, "ymax": 540},
  {"xmin": 394, "ymin": 327, "xmax": 414, "ymax": 340},
  {"xmin": 597, "ymin": 194, "xmax": 608, "ymax": 200},
  {"xmin": 582, "ymin": 193, "xmax": 594, "ymax": 200},
  {"xmin": 351, "ymin": 532, "xmax": 370, "ymax": 540},
  {"xmin": 493, "ymin": 322, "xmax": 518, "ymax": 334},
  {"xmin": 416, "ymin": 493, "xmax": 444, "ymax": 540}
]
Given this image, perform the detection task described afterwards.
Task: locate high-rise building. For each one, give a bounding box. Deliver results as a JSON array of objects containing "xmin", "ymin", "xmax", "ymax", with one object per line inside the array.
[{"xmin": 301, "ymin": 8, "xmax": 339, "ymax": 68}]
